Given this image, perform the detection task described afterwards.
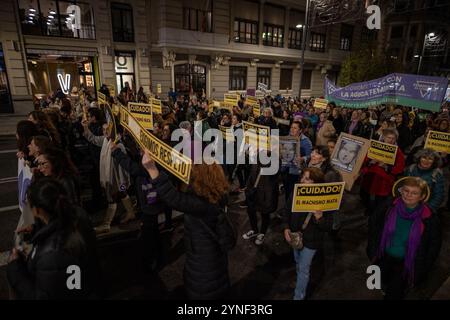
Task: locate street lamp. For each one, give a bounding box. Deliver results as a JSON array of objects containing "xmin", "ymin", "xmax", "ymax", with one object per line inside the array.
[{"xmin": 417, "ymin": 32, "xmax": 435, "ymax": 75}]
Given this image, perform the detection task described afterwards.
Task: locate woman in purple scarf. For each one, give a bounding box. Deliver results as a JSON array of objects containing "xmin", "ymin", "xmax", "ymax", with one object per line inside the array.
[{"xmin": 369, "ymin": 177, "xmax": 441, "ymax": 299}]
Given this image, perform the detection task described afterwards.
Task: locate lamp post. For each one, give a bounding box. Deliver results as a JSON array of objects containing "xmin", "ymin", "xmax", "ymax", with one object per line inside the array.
[
  {"xmin": 417, "ymin": 32, "xmax": 434, "ymax": 75},
  {"xmin": 298, "ymin": 0, "xmax": 311, "ymax": 100}
]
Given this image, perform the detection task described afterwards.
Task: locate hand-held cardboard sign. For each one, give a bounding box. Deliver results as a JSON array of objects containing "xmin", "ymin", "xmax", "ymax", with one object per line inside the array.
[
  {"xmin": 291, "ymin": 182, "xmax": 346, "ymax": 212},
  {"xmin": 424, "ymin": 130, "xmax": 450, "ymax": 153}
]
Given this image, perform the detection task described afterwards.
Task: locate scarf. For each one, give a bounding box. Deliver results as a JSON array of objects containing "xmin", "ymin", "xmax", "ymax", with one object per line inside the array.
[{"xmin": 377, "ymin": 198, "xmax": 428, "ymax": 284}]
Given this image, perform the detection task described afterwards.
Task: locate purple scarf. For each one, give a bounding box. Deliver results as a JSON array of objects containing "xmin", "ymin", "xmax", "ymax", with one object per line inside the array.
[{"xmin": 377, "ymin": 198, "xmax": 427, "ymax": 284}]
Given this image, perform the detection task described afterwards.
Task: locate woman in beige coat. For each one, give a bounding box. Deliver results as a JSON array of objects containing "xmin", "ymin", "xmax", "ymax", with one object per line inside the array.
[{"xmin": 316, "ymin": 114, "xmax": 336, "ymax": 146}]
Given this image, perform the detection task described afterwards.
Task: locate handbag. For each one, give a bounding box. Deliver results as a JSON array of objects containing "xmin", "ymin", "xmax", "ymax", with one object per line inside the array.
[
  {"xmin": 245, "ymin": 169, "xmax": 262, "ymax": 206},
  {"xmin": 288, "ymin": 212, "xmax": 313, "ymax": 250}
]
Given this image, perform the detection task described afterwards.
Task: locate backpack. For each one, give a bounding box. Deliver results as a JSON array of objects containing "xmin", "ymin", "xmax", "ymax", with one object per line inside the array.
[{"xmin": 199, "ymin": 206, "xmax": 237, "ymax": 253}]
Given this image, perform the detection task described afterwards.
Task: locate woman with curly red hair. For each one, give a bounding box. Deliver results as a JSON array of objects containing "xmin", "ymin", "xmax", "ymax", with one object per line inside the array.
[{"xmin": 142, "ymin": 152, "xmax": 230, "ymax": 299}]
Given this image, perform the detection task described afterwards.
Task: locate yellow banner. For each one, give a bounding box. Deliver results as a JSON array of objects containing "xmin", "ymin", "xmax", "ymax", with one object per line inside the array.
[
  {"xmin": 314, "ymin": 98, "xmax": 328, "ymax": 109},
  {"xmin": 243, "ymin": 121, "xmax": 270, "ymax": 150},
  {"xmin": 127, "ymin": 102, "xmax": 153, "ymax": 130},
  {"xmin": 219, "ymin": 125, "xmax": 234, "ymax": 142},
  {"xmin": 291, "ymin": 182, "xmax": 346, "ymax": 212},
  {"xmin": 97, "ymin": 91, "xmax": 106, "ymax": 104},
  {"xmin": 151, "ymin": 98, "xmax": 162, "ymax": 114},
  {"xmin": 253, "ymin": 104, "xmax": 261, "ymax": 117},
  {"xmin": 120, "ymin": 107, "xmax": 192, "ymax": 184},
  {"xmin": 245, "ymin": 95, "xmax": 257, "ymax": 106},
  {"xmin": 224, "ymin": 93, "xmax": 240, "ymax": 106},
  {"xmin": 367, "ymin": 140, "xmax": 398, "ymax": 165},
  {"xmin": 424, "ymin": 130, "xmax": 450, "ymax": 153}
]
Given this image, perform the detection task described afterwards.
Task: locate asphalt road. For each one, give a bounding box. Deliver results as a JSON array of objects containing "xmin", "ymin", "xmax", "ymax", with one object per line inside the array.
[{"xmin": 0, "ymin": 134, "xmax": 449, "ymax": 300}]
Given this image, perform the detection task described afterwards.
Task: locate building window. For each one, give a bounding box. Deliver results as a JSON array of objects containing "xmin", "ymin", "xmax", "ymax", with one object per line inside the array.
[
  {"xmin": 288, "ymin": 28, "xmax": 302, "ymax": 49},
  {"xmin": 263, "ymin": 24, "xmax": 284, "ymax": 47},
  {"xmin": 234, "ymin": 18, "xmax": 258, "ymax": 44},
  {"xmin": 111, "ymin": 3, "xmax": 134, "ymax": 42},
  {"xmin": 340, "ymin": 24, "xmax": 353, "ymax": 51},
  {"xmin": 115, "ymin": 51, "xmax": 135, "ymax": 92},
  {"xmin": 257, "ymin": 68, "xmax": 271, "ymax": 90},
  {"xmin": 18, "ymin": 0, "xmax": 95, "ymax": 39},
  {"xmin": 0, "ymin": 43, "xmax": 13, "ymax": 113},
  {"xmin": 301, "ymin": 70, "xmax": 312, "ymax": 89},
  {"xmin": 229, "ymin": 66, "xmax": 247, "ymax": 90},
  {"xmin": 361, "ymin": 26, "xmax": 378, "ymax": 42},
  {"xmin": 390, "ymin": 26, "xmax": 404, "ymax": 39},
  {"xmin": 279, "ymin": 69, "xmax": 293, "ymax": 90},
  {"xmin": 174, "ymin": 64, "xmax": 206, "ymax": 97},
  {"xmin": 310, "ymin": 32, "xmax": 326, "ymax": 52},
  {"xmin": 183, "ymin": 7, "xmax": 212, "ymax": 32}
]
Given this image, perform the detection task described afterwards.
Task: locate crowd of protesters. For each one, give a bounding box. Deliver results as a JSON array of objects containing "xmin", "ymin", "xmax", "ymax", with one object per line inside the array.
[{"xmin": 8, "ymin": 82, "xmax": 450, "ymax": 300}]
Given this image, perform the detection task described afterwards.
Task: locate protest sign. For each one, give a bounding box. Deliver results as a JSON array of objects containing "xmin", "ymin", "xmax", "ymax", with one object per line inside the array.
[
  {"xmin": 367, "ymin": 140, "xmax": 398, "ymax": 165},
  {"xmin": 97, "ymin": 91, "xmax": 106, "ymax": 104},
  {"xmin": 324, "ymin": 73, "xmax": 448, "ymax": 112},
  {"xmin": 17, "ymin": 158, "xmax": 34, "ymax": 231},
  {"xmin": 424, "ymin": 130, "xmax": 450, "ymax": 153},
  {"xmin": 258, "ymin": 82, "xmax": 268, "ymax": 92},
  {"xmin": 157, "ymin": 84, "xmax": 162, "ymax": 94},
  {"xmin": 253, "ymin": 103, "xmax": 261, "ymax": 117},
  {"xmin": 245, "ymin": 95, "xmax": 257, "ymax": 106},
  {"xmin": 274, "ymin": 117, "xmax": 290, "ymax": 126},
  {"xmin": 247, "ymin": 88, "xmax": 256, "ymax": 97},
  {"xmin": 280, "ymin": 136, "xmax": 300, "ymax": 167},
  {"xmin": 243, "ymin": 121, "xmax": 270, "ymax": 150},
  {"xmin": 291, "ymin": 182, "xmax": 346, "ymax": 212},
  {"xmin": 224, "ymin": 93, "xmax": 240, "ymax": 106},
  {"xmin": 219, "ymin": 125, "xmax": 234, "ymax": 142},
  {"xmin": 127, "ymin": 102, "xmax": 153, "ymax": 130},
  {"xmin": 151, "ymin": 98, "xmax": 162, "ymax": 114},
  {"xmin": 120, "ymin": 107, "xmax": 192, "ymax": 184},
  {"xmin": 314, "ymin": 98, "xmax": 328, "ymax": 109},
  {"xmin": 331, "ymin": 133, "xmax": 370, "ymax": 191},
  {"xmin": 220, "ymin": 101, "xmax": 234, "ymax": 112}
]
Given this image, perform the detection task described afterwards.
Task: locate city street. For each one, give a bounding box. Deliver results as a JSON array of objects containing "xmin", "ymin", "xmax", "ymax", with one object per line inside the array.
[{"xmin": 0, "ymin": 134, "xmax": 449, "ymax": 300}]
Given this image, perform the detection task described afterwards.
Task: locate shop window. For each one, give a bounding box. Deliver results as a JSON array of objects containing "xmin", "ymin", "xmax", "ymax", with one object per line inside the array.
[
  {"xmin": 18, "ymin": 0, "xmax": 95, "ymax": 39},
  {"xmin": 111, "ymin": 3, "xmax": 134, "ymax": 42},
  {"xmin": 115, "ymin": 52, "xmax": 135, "ymax": 93},
  {"xmin": 174, "ymin": 64, "xmax": 206, "ymax": 97}
]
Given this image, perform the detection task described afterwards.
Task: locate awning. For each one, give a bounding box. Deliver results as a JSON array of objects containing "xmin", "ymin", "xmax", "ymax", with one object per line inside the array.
[{"xmin": 26, "ymin": 48, "xmax": 98, "ymax": 57}]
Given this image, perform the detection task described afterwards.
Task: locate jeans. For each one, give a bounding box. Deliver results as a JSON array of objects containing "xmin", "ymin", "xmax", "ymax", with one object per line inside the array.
[{"xmin": 293, "ymin": 247, "xmax": 317, "ymax": 300}]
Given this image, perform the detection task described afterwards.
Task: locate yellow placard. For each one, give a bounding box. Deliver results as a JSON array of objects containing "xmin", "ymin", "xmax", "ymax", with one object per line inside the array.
[
  {"xmin": 224, "ymin": 93, "xmax": 240, "ymax": 106},
  {"xmin": 151, "ymin": 98, "xmax": 162, "ymax": 114},
  {"xmin": 253, "ymin": 103, "xmax": 261, "ymax": 117},
  {"xmin": 127, "ymin": 102, "xmax": 153, "ymax": 130},
  {"xmin": 291, "ymin": 182, "xmax": 346, "ymax": 212},
  {"xmin": 97, "ymin": 91, "xmax": 106, "ymax": 104},
  {"xmin": 219, "ymin": 125, "xmax": 234, "ymax": 142},
  {"xmin": 243, "ymin": 121, "xmax": 270, "ymax": 150},
  {"xmin": 314, "ymin": 98, "xmax": 328, "ymax": 109},
  {"xmin": 424, "ymin": 130, "xmax": 450, "ymax": 153},
  {"xmin": 120, "ymin": 107, "xmax": 192, "ymax": 184},
  {"xmin": 157, "ymin": 84, "xmax": 162, "ymax": 94},
  {"xmin": 245, "ymin": 95, "xmax": 257, "ymax": 106},
  {"xmin": 367, "ymin": 139, "xmax": 398, "ymax": 165}
]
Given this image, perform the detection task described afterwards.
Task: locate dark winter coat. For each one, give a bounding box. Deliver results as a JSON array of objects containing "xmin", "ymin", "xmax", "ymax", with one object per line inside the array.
[
  {"xmin": 282, "ymin": 196, "xmax": 334, "ymax": 250},
  {"xmin": 150, "ymin": 172, "xmax": 230, "ymax": 299},
  {"xmin": 245, "ymin": 163, "xmax": 279, "ymax": 214},
  {"xmin": 7, "ymin": 208, "xmax": 99, "ymax": 299},
  {"xmin": 368, "ymin": 202, "xmax": 442, "ymax": 286}
]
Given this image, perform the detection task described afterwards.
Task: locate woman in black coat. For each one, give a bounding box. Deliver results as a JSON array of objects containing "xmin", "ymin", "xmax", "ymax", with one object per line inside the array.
[
  {"xmin": 142, "ymin": 152, "xmax": 230, "ymax": 299},
  {"xmin": 7, "ymin": 178, "xmax": 99, "ymax": 299}
]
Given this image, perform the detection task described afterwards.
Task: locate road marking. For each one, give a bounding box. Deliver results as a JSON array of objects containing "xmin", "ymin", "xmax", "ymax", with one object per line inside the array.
[
  {"xmin": 0, "ymin": 176, "xmax": 17, "ymax": 184},
  {"xmin": 0, "ymin": 149, "xmax": 17, "ymax": 154},
  {"xmin": 0, "ymin": 205, "xmax": 19, "ymax": 213}
]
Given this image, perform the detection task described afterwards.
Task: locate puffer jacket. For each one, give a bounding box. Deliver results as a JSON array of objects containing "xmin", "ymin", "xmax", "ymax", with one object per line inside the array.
[{"xmin": 150, "ymin": 172, "xmax": 230, "ymax": 299}]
